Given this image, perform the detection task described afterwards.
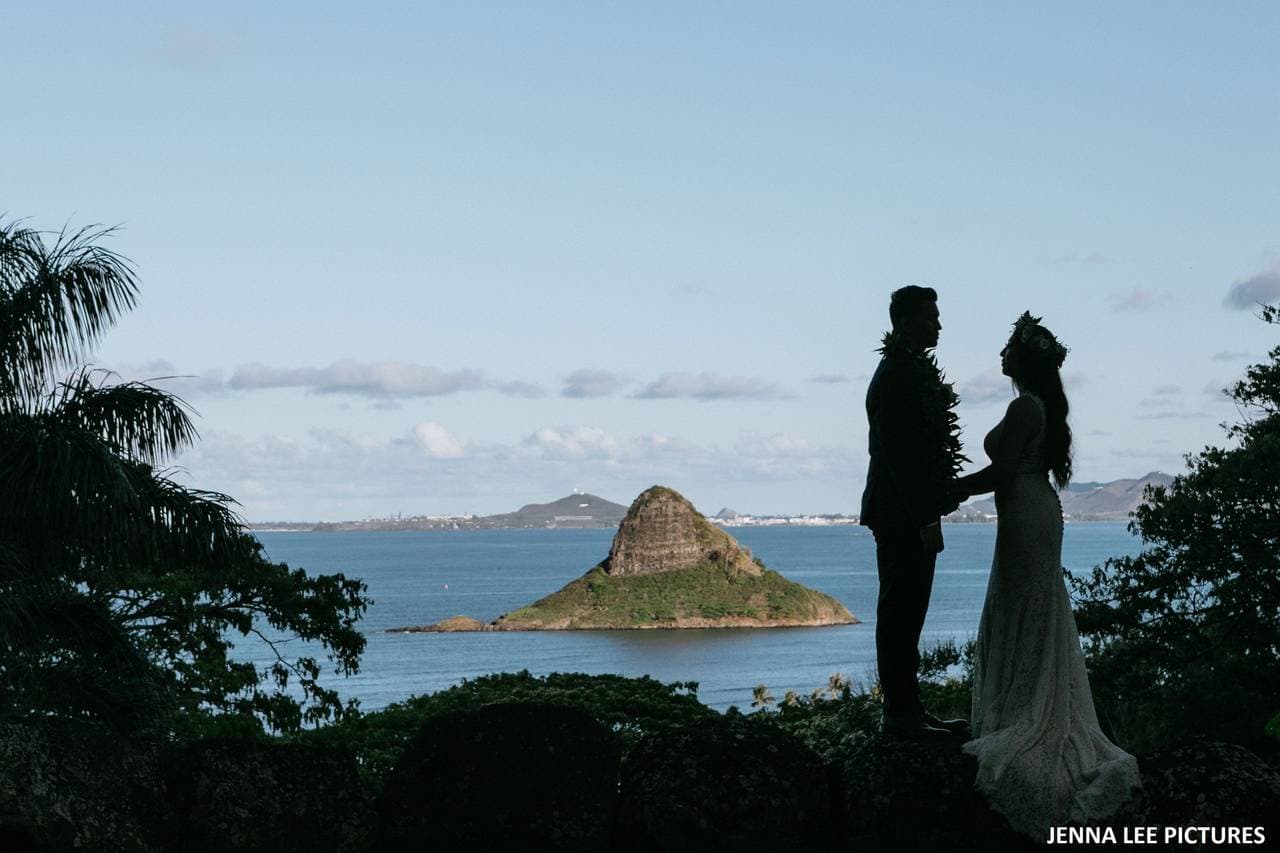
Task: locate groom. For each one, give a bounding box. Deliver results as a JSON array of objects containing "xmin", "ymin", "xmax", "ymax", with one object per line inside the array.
[{"xmin": 861, "ymin": 286, "xmax": 969, "ymax": 739}]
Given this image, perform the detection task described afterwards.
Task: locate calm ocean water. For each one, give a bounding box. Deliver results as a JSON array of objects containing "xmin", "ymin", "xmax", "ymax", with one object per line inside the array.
[{"xmin": 248, "ymin": 523, "xmax": 1141, "ymax": 713}]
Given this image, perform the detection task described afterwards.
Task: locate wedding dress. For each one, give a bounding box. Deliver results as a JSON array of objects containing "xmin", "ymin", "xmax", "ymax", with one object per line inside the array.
[{"xmin": 963, "ymin": 393, "xmax": 1141, "ymax": 840}]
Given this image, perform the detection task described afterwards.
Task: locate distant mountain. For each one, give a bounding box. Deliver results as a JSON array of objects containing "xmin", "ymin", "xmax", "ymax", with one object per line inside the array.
[
  {"xmin": 299, "ymin": 493, "xmax": 629, "ymax": 532},
  {"xmin": 947, "ymin": 472, "xmax": 1175, "ymax": 522},
  {"xmin": 474, "ymin": 493, "xmax": 629, "ymax": 529}
]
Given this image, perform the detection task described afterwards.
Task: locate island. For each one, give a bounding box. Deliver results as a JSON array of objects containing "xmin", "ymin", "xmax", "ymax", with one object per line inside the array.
[{"xmin": 389, "ymin": 485, "xmax": 857, "ymax": 631}]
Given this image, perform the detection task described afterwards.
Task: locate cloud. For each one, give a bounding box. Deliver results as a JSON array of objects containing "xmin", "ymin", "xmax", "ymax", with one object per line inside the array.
[
  {"xmin": 1152, "ymin": 385, "xmax": 1181, "ymax": 396},
  {"xmin": 495, "ymin": 380, "xmax": 547, "ymax": 398},
  {"xmin": 1223, "ymin": 266, "xmax": 1280, "ymax": 310},
  {"xmin": 176, "ymin": 422, "xmax": 862, "ymax": 520},
  {"xmin": 735, "ymin": 432, "xmax": 811, "ymax": 456},
  {"xmin": 561, "ymin": 369, "xmax": 626, "ymax": 398},
  {"xmin": 1212, "ymin": 350, "xmax": 1253, "ymax": 362},
  {"xmin": 958, "ymin": 369, "xmax": 1012, "ymax": 405},
  {"xmin": 633, "ymin": 372, "xmax": 789, "ymax": 401},
  {"xmin": 522, "ymin": 426, "xmax": 627, "ymax": 460},
  {"xmin": 413, "ymin": 422, "xmax": 465, "ymax": 458},
  {"xmin": 1109, "ymin": 288, "xmax": 1176, "ymax": 312},
  {"xmin": 105, "ymin": 360, "xmax": 227, "ymax": 397},
  {"xmin": 229, "ymin": 360, "xmax": 484, "ymax": 398},
  {"xmin": 809, "ymin": 374, "xmax": 852, "ymax": 384}
]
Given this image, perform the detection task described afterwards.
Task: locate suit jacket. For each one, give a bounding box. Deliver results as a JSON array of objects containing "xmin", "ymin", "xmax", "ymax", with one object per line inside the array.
[{"xmin": 859, "ymin": 353, "xmax": 941, "ymax": 533}]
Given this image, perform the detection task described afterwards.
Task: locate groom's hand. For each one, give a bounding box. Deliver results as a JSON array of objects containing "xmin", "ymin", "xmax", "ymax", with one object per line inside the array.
[{"xmin": 920, "ymin": 522, "xmax": 944, "ymax": 554}]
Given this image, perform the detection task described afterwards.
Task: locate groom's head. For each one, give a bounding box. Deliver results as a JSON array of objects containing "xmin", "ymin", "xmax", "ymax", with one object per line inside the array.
[{"xmin": 890, "ymin": 286, "xmax": 940, "ymax": 350}]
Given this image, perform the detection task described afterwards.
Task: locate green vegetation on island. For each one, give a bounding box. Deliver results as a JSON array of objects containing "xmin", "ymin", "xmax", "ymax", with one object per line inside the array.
[
  {"xmin": 392, "ymin": 485, "xmax": 857, "ymax": 632},
  {"xmin": 496, "ymin": 561, "xmax": 851, "ymax": 629}
]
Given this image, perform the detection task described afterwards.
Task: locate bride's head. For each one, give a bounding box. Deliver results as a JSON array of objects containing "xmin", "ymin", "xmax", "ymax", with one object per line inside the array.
[{"xmin": 1003, "ymin": 312, "xmax": 1073, "ymax": 490}]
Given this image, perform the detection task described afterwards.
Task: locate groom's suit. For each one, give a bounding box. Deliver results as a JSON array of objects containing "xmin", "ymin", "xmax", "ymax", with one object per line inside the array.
[{"xmin": 861, "ymin": 352, "xmax": 943, "ymax": 719}]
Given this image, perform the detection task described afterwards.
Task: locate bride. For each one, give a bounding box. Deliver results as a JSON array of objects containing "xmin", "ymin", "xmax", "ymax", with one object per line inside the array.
[{"xmin": 954, "ymin": 312, "xmax": 1141, "ymax": 840}]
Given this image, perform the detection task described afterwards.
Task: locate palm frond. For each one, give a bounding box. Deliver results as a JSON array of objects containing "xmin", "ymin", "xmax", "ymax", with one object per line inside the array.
[
  {"xmin": 0, "ymin": 409, "xmax": 140, "ymax": 549},
  {"xmin": 54, "ymin": 368, "xmax": 200, "ymax": 464},
  {"xmin": 0, "ymin": 222, "xmax": 138, "ymax": 405}
]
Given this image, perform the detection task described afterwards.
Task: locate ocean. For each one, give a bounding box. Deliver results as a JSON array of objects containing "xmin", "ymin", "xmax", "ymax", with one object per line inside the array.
[{"xmin": 249, "ymin": 523, "xmax": 1142, "ymax": 713}]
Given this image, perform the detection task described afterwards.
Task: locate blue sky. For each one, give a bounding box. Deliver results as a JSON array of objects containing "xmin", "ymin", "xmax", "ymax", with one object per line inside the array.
[{"xmin": 5, "ymin": 3, "xmax": 1278, "ymax": 519}]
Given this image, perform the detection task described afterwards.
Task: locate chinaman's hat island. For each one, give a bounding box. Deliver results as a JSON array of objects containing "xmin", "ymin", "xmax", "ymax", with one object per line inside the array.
[{"xmin": 388, "ymin": 486, "xmax": 857, "ymax": 632}]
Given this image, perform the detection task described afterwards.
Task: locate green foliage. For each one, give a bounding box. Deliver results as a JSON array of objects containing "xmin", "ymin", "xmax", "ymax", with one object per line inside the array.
[
  {"xmin": 499, "ymin": 562, "xmax": 847, "ymax": 628},
  {"xmin": 1267, "ymin": 713, "xmax": 1280, "ymax": 743},
  {"xmin": 0, "ymin": 221, "xmax": 370, "ymax": 735},
  {"xmin": 1072, "ymin": 306, "xmax": 1280, "ymax": 756},
  {"xmin": 746, "ymin": 639, "xmax": 974, "ymax": 764},
  {"xmin": 296, "ymin": 670, "xmax": 713, "ymax": 792}
]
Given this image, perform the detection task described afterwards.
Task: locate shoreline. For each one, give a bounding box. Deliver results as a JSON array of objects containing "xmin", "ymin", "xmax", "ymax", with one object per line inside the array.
[{"xmin": 252, "ymin": 518, "xmax": 1135, "ymax": 533}]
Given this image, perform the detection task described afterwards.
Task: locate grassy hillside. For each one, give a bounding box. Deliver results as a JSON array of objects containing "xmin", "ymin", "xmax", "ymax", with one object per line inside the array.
[{"xmin": 494, "ymin": 562, "xmax": 854, "ymax": 629}]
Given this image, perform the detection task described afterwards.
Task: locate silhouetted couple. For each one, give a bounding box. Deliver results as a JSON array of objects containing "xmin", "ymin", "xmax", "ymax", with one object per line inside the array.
[{"xmin": 860, "ymin": 285, "xmax": 1140, "ymax": 838}]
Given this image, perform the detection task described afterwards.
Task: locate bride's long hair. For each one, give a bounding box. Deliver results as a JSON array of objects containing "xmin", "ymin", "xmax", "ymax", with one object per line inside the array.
[{"xmin": 1010, "ymin": 322, "xmax": 1073, "ymax": 490}]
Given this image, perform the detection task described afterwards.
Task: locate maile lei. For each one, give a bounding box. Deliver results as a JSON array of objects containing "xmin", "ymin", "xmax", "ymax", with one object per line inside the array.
[{"xmin": 878, "ymin": 330, "xmax": 969, "ymax": 516}]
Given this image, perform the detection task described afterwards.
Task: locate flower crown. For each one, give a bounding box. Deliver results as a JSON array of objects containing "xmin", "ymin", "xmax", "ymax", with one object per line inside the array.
[{"xmin": 1012, "ymin": 311, "xmax": 1069, "ymax": 367}]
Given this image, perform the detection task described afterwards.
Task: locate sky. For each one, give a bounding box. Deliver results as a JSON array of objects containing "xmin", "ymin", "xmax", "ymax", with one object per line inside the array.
[{"xmin": 5, "ymin": 2, "xmax": 1278, "ymax": 519}]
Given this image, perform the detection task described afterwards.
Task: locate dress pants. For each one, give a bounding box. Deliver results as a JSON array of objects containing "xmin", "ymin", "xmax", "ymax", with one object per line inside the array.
[{"xmin": 872, "ymin": 525, "xmax": 937, "ymax": 718}]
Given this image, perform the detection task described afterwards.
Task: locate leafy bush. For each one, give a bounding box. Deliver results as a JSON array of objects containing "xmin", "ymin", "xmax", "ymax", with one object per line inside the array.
[
  {"xmin": 295, "ymin": 670, "xmax": 713, "ymax": 792},
  {"xmin": 1072, "ymin": 306, "xmax": 1280, "ymax": 757}
]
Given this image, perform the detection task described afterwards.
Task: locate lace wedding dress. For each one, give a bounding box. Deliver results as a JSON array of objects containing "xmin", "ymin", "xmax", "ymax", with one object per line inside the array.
[{"xmin": 963, "ymin": 393, "xmax": 1141, "ymax": 840}]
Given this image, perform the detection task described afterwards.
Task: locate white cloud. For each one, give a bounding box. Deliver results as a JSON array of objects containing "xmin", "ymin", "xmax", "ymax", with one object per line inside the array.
[
  {"xmin": 173, "ymin": 421, "xmax": 861, "ymax": 520},
  {"xmin": 522, "ymin": 426, "xmax": 626, "ymax": 460},
  {"xmin": 229, "ymin": 360, "xmax": 484, "ymax": 398},
  {"xmin": 413, "ymin": 422, "xmax": 465, "ymax": 458},
  {"xmin": 633, "ymin": 371, "xmax": 789, "ymax": 401}
]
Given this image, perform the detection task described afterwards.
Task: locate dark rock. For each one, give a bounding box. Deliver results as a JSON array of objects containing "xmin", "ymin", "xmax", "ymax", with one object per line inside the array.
[
  {"xmin": 840, "ymin": 732, "xmax": 1032, "ymax": 852},
  {"xmin": 0, "ymin": 719, "xmax": 166, "ymax": 852},
  {"xmin": 616, "ymin": 716, "xmax": 832, "ymax": 852},
  {"xmin": 1134, "ymin": 740, "xmax": 1280, "ymax": 833},
  {"xmin": 164, "ymin": 738, "xmax": 373, "ymax": 852},
  {"xmin": 375, "ymin": 702, "xmax": 620, "ymax": 852}
]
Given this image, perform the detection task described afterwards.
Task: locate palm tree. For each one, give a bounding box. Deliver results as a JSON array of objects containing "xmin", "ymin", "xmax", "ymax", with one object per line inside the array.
[
  {"xmin": 0, "ymin": 221, "xmax": 368, "ymax": 734},
  {"xmin": 751, "ymin": 684, "xmax": 775, "ymax": 709}
]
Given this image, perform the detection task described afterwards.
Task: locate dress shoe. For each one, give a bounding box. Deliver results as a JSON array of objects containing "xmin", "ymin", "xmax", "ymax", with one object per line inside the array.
[
  {"xmin": 923, "ymin": 712, "xmax": 971, "ymax": 736},
  {"xmin": 880, "ymin": 714, "xmax": 952, "ymax": 740}
]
